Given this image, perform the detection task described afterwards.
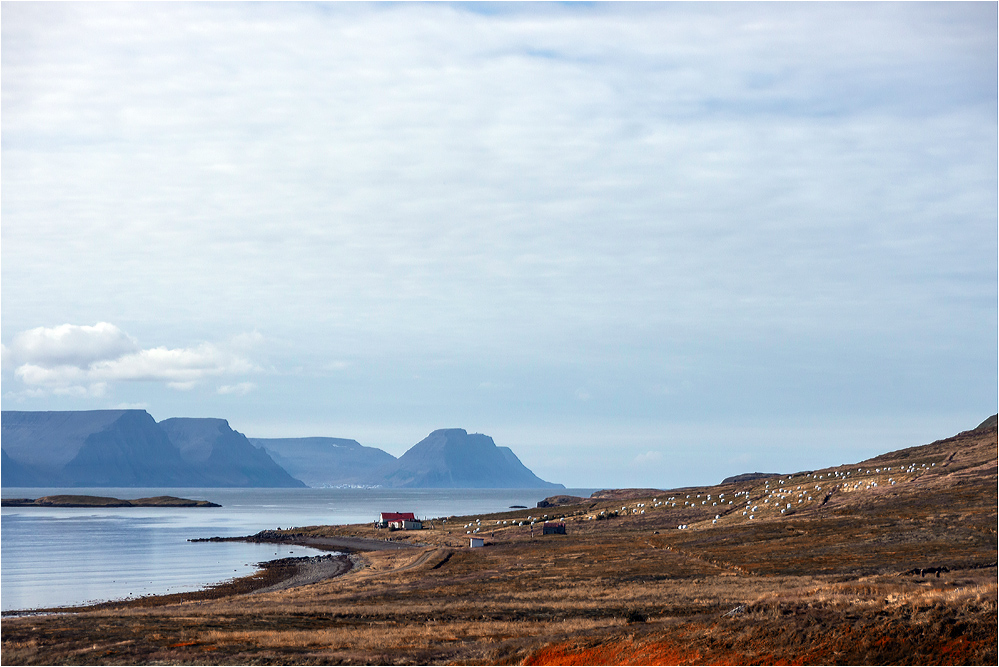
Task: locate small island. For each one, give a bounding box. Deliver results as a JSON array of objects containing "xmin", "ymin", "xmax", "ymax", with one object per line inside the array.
[{"xmin": 1, "ymin": 495, "xmax": 220, "ymax": 508}]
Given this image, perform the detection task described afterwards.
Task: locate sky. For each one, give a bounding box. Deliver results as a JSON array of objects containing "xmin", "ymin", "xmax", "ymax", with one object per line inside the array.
[{"xmin": 2, "ymin": 1, "xmax": 996, "ymax": 489}]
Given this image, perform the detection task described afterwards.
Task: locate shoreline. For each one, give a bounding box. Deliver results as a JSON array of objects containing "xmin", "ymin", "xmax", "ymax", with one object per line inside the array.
[
  {"xmin": 3, "ymin": 531, "xmax": 418, "ymax": 618},
  {"xmin": 1, "ymin": 535, "xmax": 372, "ymax": 618},
  {"xmin": 190, "ymin": 529, "xmax": 423, "ymax": 552}
]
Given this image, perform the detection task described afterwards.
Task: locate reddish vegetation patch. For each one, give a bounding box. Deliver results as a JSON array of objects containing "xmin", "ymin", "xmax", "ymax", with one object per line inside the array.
[
  {"xmin": 525, "ymin": 636, "xmax": 716, "ymax": 666},
  {"xmin": 524, "ymin": 610, "xmax": 997, "ymax": 666}
]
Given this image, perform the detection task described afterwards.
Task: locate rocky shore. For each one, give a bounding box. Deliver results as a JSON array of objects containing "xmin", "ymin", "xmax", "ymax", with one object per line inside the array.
[
  {"xmin": 251, "ymin": 553, "xmax": 356, "ymax": 594},
  {"xmin": 191, "ymin": 529, "xmax": 421, "ymax": 552}
]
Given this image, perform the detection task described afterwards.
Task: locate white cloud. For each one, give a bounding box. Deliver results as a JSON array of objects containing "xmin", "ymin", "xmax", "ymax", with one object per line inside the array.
[
  {"xmin": 229, "ymin": 330, "xmax": 265, "ymax": 351},
  {"xmin": 5, "ymin": 323, "xmax": 257, "ymax": 396},
  {"xmin": 5, "ymin": 323, "xmax": 137, "ymax": 369},
  {"xmin": 114, "ymin": 401, "xmax": 150, "ymax": 410},
  {"xmin": 218, "ymin": 381, "xmax": 257, "ymax": 396},
  {"xmin": 167, "ymin": 381, "xmax": 197, "ymax": 391},
  {"xmin": 322, "ymin": 361, "xmax": 349, "ymax": 372},
  {"xmin": 90, "ymin": 344, "xmax": 253, "ymax": 383},
  {"xmin": 633, "ymin": 451, "xmax": 664, "ymax": 466}
]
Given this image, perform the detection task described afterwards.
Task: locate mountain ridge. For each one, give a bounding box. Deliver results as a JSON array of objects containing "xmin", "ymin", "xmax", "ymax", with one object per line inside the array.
[
  {"xmin": 250, "ymin": 437, "xmax": 397, "ymax": 488},
  {"xmin": 1, "ymin": 411, "xmax": 562, "ymax": 489},
  {"xmin": 1, "ymin": 411, "xmax": 302, "ymax": 488}
]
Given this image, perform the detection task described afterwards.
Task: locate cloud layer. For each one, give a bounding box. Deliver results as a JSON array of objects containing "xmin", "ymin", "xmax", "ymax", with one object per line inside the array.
[{"xmin": 2, "ymin": 3, "xmax": 995, "ymax": 486}]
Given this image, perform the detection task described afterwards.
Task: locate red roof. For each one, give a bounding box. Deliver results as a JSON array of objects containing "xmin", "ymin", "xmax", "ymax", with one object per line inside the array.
[{"xmin": 380, "ymin": 512, "xmax": 416, "ymax": 522}]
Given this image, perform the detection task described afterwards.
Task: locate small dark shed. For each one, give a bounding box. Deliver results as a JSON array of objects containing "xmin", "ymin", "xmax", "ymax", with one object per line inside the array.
[{"xmin": 542, "ymin": 521, "xmax": 566, "ymax": 535}]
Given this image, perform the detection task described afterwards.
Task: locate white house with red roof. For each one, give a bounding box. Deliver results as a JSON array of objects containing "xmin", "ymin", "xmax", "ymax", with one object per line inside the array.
[{"xmin": 378, "ymin": 512, "xmax": 422, "ymax": 530}]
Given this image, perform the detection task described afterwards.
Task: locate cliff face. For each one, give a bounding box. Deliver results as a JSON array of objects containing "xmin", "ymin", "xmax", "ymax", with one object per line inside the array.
[
  {"xmin": 250, "ymin": 437, "xmax": 397, "ymax": 487},
  {"xmin": 1, "ymin": 410, "xmax": 130, "ymax": 468},
  {"xmin": 1, "ymin": 411, "xmax": 303, "ymax": 488},
  {"xmin": 63, "ymin": 411, "xmax": 207, "ymax": 487},
  {"xmin": 1, "ymin": 448, "xmax": 50, "ymax": 487},
  {"xmin": 1, "ymin": 410, "xmax": 203, "ymax": 487},
  {"xmin": 379, "ymin": 428, "xmax": 563, "ymax": 489},
  {"xmin": 159, "ymin": 418, "xmax": 306, "ymax": 488}
]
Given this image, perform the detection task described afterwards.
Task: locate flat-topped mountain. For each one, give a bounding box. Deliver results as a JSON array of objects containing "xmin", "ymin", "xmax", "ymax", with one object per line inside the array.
[
  {"xmin": 250, "ymin": 437, "xmax": 397, "ymax": 487},
  {"xmin": 160, "ymin": 418, "xmax": 306, "ymax": 488},
  {"xmin": 1, "ymin": 410, "xmax": 205, "ymax": 487},
  {"xmin": 379, "ymin": 428, "xmax": 563, "ymax": 489},
  {"xmin": 1, "ymin": 411, "xmax": 303, "ymax": 488}
]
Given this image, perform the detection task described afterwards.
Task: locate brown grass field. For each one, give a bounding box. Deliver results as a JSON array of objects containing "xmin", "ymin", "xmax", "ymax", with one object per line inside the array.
[{"xmin": 2, "ymin": 418, "xmax": 996, "ymax": 665}]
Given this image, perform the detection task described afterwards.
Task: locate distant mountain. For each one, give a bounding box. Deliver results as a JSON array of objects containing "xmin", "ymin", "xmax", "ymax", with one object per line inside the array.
[
  {"xmin": 379, "ymin": 428, "xmax": 563, "ymax": 489},
  {"xmin": 2, "ymin": 448, "xmax": 50, "ymax": 487},
  {"xmin": 1, "ymin": 410, "xmax": 304, "ymax": 488},
  {"xmin": 159, "ymin": 418, "xmax": 305, "ymax": 488},
  {"xmin": 1, "ymin": 410, "xmax": 206, "ymax": 487},
  {"xmin": 250, "ymin": 437, "xmax": 397, "ymax": 487},
  {"xmin": 2, "ymin": 411, "xmax": 560, "ymax": 489}
]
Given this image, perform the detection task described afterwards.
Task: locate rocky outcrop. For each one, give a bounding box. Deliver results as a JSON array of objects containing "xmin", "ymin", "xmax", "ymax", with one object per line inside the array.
[
  {"xmin": 721, "ymin": 472, "xmax": 780, "ymax": 484},
  {"xmin": 589, "ymin": 488, "xmax": 666, "ymax": 501},
  {"xmin": 537, "ymin": 495, "xmax": 587, "ymax": 508}
]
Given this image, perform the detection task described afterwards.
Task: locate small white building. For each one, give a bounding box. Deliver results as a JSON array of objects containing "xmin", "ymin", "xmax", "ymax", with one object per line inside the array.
[{"xmin": 469, "ymin": 537, "xmax": 484, "ymax": 548}]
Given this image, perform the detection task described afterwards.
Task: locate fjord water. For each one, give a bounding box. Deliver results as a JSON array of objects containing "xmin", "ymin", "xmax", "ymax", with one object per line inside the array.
[{"xmin": 1, "ymin": 487, "xmax": 591, "ymax": 611}]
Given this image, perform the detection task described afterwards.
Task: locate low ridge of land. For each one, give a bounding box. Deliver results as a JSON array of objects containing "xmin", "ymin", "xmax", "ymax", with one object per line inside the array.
[
  {"xmin": 2, "ymin": 417, "xmax": 996, "ymax": 665},
  {"xmin": 0, "ymin": 495, "xmax": 220, "ymax": 508}
]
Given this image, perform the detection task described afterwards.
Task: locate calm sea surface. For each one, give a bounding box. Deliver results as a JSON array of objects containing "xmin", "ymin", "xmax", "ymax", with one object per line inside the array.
[{"xmin": 1, "ymin": 487, "xmax": 593, "ymax": 611}]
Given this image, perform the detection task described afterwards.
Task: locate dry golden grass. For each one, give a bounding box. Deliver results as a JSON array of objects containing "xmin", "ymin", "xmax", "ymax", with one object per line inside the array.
[{"xmin": 198, "ymin": 617, "xmax": 626, "ymax": 652}]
